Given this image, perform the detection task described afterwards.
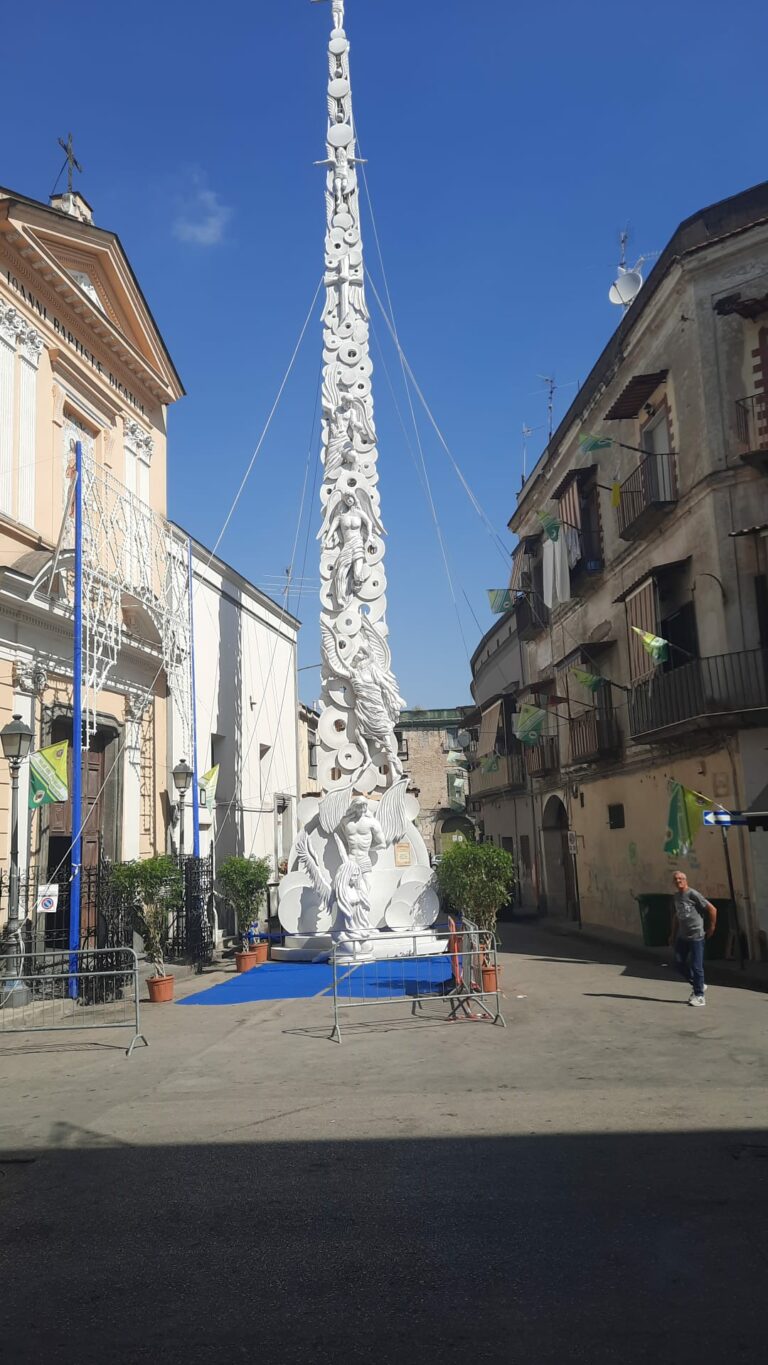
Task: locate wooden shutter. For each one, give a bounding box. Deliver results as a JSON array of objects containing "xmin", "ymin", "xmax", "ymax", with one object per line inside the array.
[
  {"xmin": 558, "ymin": 478, "xmax": 582, "ymax": 532},
  {"xmin": 626, "ymin": 579, "xmax": 658, "ymax": 680}
]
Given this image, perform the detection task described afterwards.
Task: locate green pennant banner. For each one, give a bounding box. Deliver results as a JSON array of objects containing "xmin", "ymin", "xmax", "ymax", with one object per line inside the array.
[
  {"xmin": 536, "ymin": 510, "xmax": 560, "ymax": 542},
  {"xmin": 487, "ymin": 589, "xmax": 515, "ymax": 614},
  {"xmin": 514, "ymin": 703, "xmax": 547, "ymax": 747},
  {"xmin": 570, "ymin": 667, "xmax": 604, "ymax": 692},
  {"xmin": 578, "ymin": 433, "xmax": 614, "ymax": 453},
  {"xmin": 29, "ymin": 741, "xmax": 68, "ymax": 808},
  {"xmin": 631, "ymin": 626, "xmax": 669, "ymax": 663},
  {"xmin": 663, "ymin": 783, "xmax": 709, "ymax": 857}
]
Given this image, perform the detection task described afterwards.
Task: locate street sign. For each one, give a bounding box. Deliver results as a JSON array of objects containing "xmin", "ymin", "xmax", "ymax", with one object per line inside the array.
[{"xmin": 704, "ymin": 810, "xmax": 748, "ymax": 827}]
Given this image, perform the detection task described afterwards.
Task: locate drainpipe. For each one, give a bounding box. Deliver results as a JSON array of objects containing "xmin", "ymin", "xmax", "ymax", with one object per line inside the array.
[{"xmin": 724, "ymin": 733, "xmax": 756, "ymax": 957}]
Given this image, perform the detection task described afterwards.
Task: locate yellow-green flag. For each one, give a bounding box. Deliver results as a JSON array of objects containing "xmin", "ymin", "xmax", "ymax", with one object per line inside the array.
[
  {"xmin": 611, "ymin": 481, "xmax": 621, "ymax": 509},
  {"xmin": 663, "ymin": 783, "xmax": 709, "ymax": 857},
  {"xmin": 29, "ymin": 741, "xmax": 68, "ymax": 808},
  {"xmin": 200, "ymin": 765, "xmax": 220, "ymax": 810},
  {"xmin": 631, "ymin": 626, "xmax": 668, "ymax": 663}
]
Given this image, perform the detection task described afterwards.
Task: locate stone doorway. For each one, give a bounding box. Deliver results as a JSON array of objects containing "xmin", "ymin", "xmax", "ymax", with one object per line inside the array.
[{"xmin": 541, "ymin": 795, "xmax": 578, "ymax": 919}]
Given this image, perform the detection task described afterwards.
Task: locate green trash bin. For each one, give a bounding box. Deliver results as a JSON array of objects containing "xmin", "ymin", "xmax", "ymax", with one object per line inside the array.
[
  {"xmin": 705, "ymin": 899, "xmax": 734, "ymax": 960},
  {"xmin": 637, "ymin": 894, "xmax": 673, "ymax": 947}
]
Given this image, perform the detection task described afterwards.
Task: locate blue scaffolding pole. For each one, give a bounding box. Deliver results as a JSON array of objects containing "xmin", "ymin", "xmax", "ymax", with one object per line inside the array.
[
  {"xmin": 188, "ymin": 538, "xmax": 201, "ymax": 859},
  {"xmin": 69, "ymin": 440, "xmax": 84, "ymax": 996}
]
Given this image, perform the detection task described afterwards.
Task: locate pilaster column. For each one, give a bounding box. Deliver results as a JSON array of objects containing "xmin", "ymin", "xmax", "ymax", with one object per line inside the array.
[
  {"xmin": 16, "ymin": 323, "xmax": 44, "ymax": 527},
  {"xmin": 0, "ymin": 303, "xmax": 18, "ymax": 516}
]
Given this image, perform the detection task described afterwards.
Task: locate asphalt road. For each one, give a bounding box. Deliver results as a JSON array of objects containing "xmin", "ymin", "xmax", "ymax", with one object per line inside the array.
[{"xmin": 1, "ymin": 924, "xmax": 766, "ymax": 1364}]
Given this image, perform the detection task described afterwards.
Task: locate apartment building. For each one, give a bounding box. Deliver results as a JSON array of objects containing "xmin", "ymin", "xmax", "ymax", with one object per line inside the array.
[
  {"xmin": 394, "ymin": 708, "xmax": 475, "ymax": 859},
  {"xmin": 484, "ymin": 182, "xmax": 768, "ymax": 953}
]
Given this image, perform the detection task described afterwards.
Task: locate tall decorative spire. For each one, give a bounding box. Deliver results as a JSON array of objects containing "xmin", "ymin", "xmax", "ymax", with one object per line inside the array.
[{"xmin": 315, "ymin": 0, "xmax": 406, "ymax": 799}]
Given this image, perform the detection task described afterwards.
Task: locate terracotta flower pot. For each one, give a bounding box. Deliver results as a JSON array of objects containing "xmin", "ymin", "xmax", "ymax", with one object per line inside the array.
[
  {"xmin": 235, "ymin": 944, "xmax": 266, "ymax": 977},
  {"xmin": 481, "ymin": 965, "xmax": 499, "ymax": 994},
  {"xmin": 147, "ymin": 974, "xmax": 174, "ymax": 1003}
]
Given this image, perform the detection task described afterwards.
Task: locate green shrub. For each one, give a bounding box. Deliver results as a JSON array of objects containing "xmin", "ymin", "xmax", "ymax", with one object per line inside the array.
[
  {"xmin": 217, "ymin": 855, "xmax": 271, "ymax": 948},
  {"xmin": 435, "ymin": 841, "xmax": 515, "ymax": 934},
  {"xmin": 114, "ymin": 855, "xmax": 183, "ymax": 978}
]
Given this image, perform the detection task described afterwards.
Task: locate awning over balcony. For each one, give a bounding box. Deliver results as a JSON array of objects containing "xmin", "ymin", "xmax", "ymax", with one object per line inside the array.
[
  {"xmin": 729, "ymin": 523, "xmax": 768, "ymax": 537},
  {"xmin": 477, "ymin": 699, "xmax": 503, "ymax": 756},
  {"xmin": 613, "ymin": 557, "xmax": 690, "ymax": 603},
  {"xmin": 604, "ymin": 370, "xmax": 668, "ymax": 420},
  {"xmin": 714, "ymin": 291, "xmax": 768, "ymax": 321}
]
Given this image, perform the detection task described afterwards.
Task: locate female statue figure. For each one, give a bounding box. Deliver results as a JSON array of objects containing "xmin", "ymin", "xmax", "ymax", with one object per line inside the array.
[
  {"xmin": 319, "ymin": 488, "xmax": 383, "ymax": 608},
  {"xmin": 321, "ymin": 617, "xmax": 406, "ymax": 778}
]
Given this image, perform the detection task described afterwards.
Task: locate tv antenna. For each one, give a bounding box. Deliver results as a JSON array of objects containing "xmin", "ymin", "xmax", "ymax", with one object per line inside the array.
[{"xmin": 609, "ymin": 228, "xmax": 658, "ymax": 311}]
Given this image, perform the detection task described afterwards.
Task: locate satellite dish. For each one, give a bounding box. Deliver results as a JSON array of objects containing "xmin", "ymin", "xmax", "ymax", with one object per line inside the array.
[
  {"xmin": 456, "ymin": 730, "xmax": 471, "ymax": 750},
  {"xmin": 609, "ymin": 266, "xmax": 643, "ymax": 308}
]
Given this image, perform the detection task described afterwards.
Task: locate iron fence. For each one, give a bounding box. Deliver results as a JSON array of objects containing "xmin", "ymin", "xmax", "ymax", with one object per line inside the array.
[
  {"xmin": 0, "ymin": 946, "xmax": 147, "ymax": 1056},
  {"xmin": 329, "ymin": 923, "xmax": 506, "ymax": 1043},
  {"xmin": 166, "ymin": 852, "xmax": 214, "ymax": 972},
  {"xmin": 629, "ymin": 648, "xmax": 768, "ymax": 737},
  {"xmin": 0, "ymin": 860, "xmax": 134, "ymax": 960},
  {"xmin": 617, "ymin": 452, "xmax": 677, "ymax": 538},
  {"xmin": 735, "ymin": 393, "xmax": 768, "ymax": 452}
]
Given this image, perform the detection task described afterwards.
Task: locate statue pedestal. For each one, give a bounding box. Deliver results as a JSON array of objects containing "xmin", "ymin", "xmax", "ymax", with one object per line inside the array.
[{"xmin": 272, "ymin": 929, "xmax": 448, "ymax": 963}]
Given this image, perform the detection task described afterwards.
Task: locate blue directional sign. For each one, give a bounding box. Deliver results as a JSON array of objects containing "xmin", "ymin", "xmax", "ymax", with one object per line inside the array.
[{"xmin": 703, "ymin": 810, "xmax": 748, "ymax": 827}]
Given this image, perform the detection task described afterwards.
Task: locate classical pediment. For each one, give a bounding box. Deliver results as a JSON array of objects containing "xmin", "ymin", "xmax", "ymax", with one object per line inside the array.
[{"xmin": 0, "ymin": 188, "xmax": 184, "ymax": 405}]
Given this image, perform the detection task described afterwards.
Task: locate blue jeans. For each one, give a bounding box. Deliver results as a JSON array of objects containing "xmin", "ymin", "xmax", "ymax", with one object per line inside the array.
[{"xmin": 674, "ymin": 937, "xmax": 705, "ymax": 995}]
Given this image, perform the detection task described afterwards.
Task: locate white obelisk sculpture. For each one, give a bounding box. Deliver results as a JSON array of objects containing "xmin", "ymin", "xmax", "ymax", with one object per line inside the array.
[{"xmin": 276, "ymin": 0, "xmax": 440, "ymax": 960}]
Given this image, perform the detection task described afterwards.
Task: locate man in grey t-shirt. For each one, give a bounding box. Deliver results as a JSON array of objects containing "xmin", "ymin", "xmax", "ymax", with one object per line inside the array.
[{"xmin": 670, "ymin": 870, "xmax": 717, "ymax": 1007}]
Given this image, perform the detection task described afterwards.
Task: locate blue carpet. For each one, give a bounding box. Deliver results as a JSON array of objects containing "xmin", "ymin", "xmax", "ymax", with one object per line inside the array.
[
  {"xmin": 178, "ymin": 954, "xmax": 454, "ymax": 1006},
  {"xmin": 342, "ymin": 957, "xmax": 453, "ymax": 999},
  {"xmin": 178, "ymin": 962, "xmax": 334, "ymax": 1005}
]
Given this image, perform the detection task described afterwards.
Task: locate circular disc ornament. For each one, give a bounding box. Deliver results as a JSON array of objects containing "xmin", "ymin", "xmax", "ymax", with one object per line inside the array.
[
  {"xmin": 356, "ymin": 764, "xmax": 381, "ymax": 793},
  {"xmin": 333, "ymin": 211, "xmax": 354, "ymax": 230},
  {"xmin": 329, "ymin": 35, "xmax": 348, "ymax": 54},
  {"xmin": 365, "ymin": 535, "xmax": 385, "ymax": 565},
  {"xmin": 337, "ymin": 743, "xmax": 364, "ymax": 772},
  {"xmin": 318, "ymin": 705, "xmax": 349, "ymax": 747},
  {"xmin": 328, "ymin": 77, "xmax": 350, "ymax": 99},
  {"xmin": 404, "ymin": 792, "xmax": 421, "ymax": 821},
  {"xmin": 358, "ymin": 570, "xmax": 386, "ymax": 601},
  {"xmin": 328, "ymin": 123, "xmax": 354, "ymax": 149},
  {"xmin": 339, "ymin": 341, "xmax": 364, "ymax": 367},
  {"xmin": 334, "ymin": 607, "xmax": 361, "ymax": 637}
]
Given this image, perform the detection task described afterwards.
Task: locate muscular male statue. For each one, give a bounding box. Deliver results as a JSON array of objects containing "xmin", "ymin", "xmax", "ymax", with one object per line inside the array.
[{"xmin": 338, "ymin": 797, "xmax": 386, "ymax": 874}]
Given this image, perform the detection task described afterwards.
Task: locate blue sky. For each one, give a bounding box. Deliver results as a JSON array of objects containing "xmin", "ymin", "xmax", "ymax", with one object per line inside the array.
[{"xmin": 3, "ymin": 0, "xmax": 767, "ymax": 705}]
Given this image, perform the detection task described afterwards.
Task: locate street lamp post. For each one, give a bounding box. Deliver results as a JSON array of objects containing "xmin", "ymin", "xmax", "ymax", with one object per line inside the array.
[
  {"xmin": 172, "ymin": 758, "xmax": 193, "ymax": 861},
  {"xmin": 1, "ymin": 714, "xmax": 34, "ymax": 1004}
]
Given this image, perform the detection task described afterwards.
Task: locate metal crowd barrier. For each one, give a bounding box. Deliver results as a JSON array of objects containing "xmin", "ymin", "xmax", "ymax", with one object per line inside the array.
[
  {"xmin": 329, "ymin": 924, "xmax": 506, "ymax": 1043},
  {"xmin": 0, "ymin": 946, "xmax": 148, "ymax": 1057}
]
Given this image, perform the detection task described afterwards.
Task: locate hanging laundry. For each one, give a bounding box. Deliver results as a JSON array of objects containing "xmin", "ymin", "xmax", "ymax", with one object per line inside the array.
[{"xmin": 631, "ymin": 626, "xmax": 669, "ymax": 663}]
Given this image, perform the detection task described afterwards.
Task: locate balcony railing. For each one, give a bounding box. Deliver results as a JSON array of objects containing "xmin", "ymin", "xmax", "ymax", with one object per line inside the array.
[
  {"xmin": 568, "ymin": 697, "xmax": 620, "ymax": 764},
  {"xmin": 629, "ymin": 648, "xmax": 768, "ymax": 738},
  {"xmin": 524, "ymin": 735, "xmax": 560, "ymax": 778},
  {"xmin": 735, "ymin": 393, "xmax": 768, "ymax": 470},
  {"xmin": 515, "ymin": 593, "xmax": 549, "ymax": 640},
  {"xmin": 617, "ymin": 452, "xmax": 677, "ymax": 540},
  {"xmin": 468, "ymin": 752, "xmax": 527, "ymax": 796}
]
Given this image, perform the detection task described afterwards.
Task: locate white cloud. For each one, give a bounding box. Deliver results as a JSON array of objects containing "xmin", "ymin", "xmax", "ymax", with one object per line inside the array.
[{"xmin": 173, "ymin": 182, "xmax": 232, "ymax": 247}]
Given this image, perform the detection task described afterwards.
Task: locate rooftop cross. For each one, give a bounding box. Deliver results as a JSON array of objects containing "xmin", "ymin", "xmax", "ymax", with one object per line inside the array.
[{"xmin": 57, "ymin": 132, "xmax": 83, "ymax": 194}]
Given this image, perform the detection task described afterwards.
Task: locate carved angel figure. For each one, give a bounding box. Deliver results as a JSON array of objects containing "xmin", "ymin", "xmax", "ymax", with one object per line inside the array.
[
  {"xmin": 321, "ymin": 617, "xmax": 406, "ymax": 778},
  {"xmin": 331, "ymin": 0, "xmax": 345, "ymax": 33},
  {"xmin": 318, "ymin": 488, "xmax": 383, "ymax": 607},
  {"xmin": 324, "ymin": 397, "xmax": 375, "ymax": 481}
]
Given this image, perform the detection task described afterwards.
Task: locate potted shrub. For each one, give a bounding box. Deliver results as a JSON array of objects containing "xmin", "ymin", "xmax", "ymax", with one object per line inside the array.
[
  {"xmin": 218, "ymin": 855, "xmax": 272, "ymax": 972},
  {"xmin": 113, "ymin": 855, "xmax": 182, "ymax": 1002},
  {"xmin": 435, "ymin": 841, "xmax": 515, "ymax": 992}
]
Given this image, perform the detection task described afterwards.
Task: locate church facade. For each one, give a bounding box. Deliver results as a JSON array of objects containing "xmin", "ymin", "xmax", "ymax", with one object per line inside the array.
[{"xmin": 0, "ymin": 182, "xmax": 185, "ymax": 909}]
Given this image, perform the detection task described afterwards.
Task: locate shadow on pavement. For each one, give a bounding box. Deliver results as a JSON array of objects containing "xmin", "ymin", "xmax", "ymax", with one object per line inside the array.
[{"xmin": 2, "ymin": 1128, "xmax": 767, "ymax": 1364}]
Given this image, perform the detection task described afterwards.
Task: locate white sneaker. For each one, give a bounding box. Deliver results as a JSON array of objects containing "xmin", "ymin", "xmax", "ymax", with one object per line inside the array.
[{"xmin": 688, "ymin": 994, "xmax": 706, "ymax": 1007}]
